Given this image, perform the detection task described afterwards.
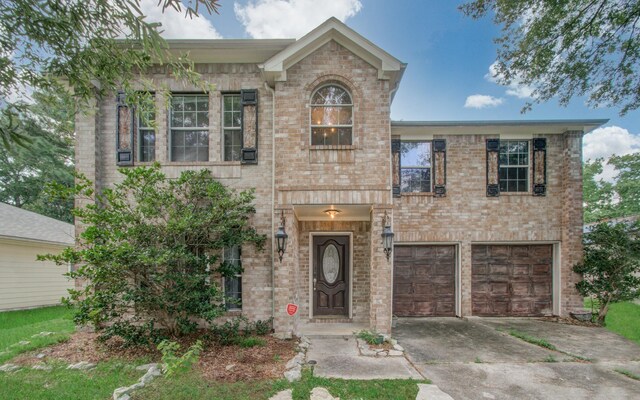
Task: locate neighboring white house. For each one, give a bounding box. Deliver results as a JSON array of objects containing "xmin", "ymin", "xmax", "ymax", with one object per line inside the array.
[{"xmin": 0, "ymin": 202, "xmax": 74, "ymax": 311}]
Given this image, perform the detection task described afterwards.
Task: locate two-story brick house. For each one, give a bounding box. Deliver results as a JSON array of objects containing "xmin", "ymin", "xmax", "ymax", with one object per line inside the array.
[{"xmin": 76, "ymin": 18, "xmax": 606, "ymax": 336}]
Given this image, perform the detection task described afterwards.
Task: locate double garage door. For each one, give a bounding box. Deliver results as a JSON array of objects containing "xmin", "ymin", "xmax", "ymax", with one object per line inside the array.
[{"xmin": 393, "ymin": 244, "xmax": 553, "ymax": 317}]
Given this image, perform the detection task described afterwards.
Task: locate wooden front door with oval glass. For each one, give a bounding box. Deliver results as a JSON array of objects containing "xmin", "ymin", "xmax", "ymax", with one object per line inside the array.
[{"xmin": 313, "ymin": 235, "xmax": 349, "ymax": 316}]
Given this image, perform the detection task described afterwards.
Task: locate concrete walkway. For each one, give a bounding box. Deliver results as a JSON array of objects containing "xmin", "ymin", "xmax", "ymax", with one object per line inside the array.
[
  {"xmin": 395, "ymin": 317, "xmax": 640, "ymax": 400},
  {"xmin": 305, "ymin": 336, "xmax": 423, "ymax": 380}
]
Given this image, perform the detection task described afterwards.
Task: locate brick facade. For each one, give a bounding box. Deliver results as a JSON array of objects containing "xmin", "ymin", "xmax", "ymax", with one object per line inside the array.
[{"xmin": 75, "ymin": 19, "xmax": 593, "ymax": 337}]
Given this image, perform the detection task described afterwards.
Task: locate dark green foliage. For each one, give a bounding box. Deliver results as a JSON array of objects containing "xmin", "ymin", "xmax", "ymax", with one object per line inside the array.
[
  {"xmin": 254, "ymin": 318, "xmax": 274, "ymax": 336},
  {"xmin": 0, "ymin": 0, "xmax": 220, "ymax": 148},
  {"xmin": 40, "ymin": 164, "xmax": 266, "ymax": 346},
  {"xmin": 574, "ymin": 221, "xmax": 640, "ymax": 324},
  {"xmin": 461, "ymin": 1, "xmax": 640, "ymax": 115},
  {"xmin": 584, "ymin": 154, "xmax": 640, "ymax": 223},
  {"xmin": 237, "ymin": 337, "xmax": 266, "ymax": 348},
  {"xmin": 0, "ymin": 90, "xmax": 74, "ymax": 222},
  {"xmin": 208, "ymin": 317, "xmax": 274, "ymax": 346}
]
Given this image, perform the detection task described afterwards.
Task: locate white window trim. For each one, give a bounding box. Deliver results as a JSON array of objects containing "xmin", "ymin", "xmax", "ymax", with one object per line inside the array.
[
  {"xmin": 400, "ymin": 140, "xmax": 433, "ymax": 193},
  {"xmin": 499, "ymin": 139, "xmax": 530, "ymax": 193},
  {"xmin": 309, "ymin": 84, "xmax": 354, "ymax": 146},
  {"xmin": 222, "ymin": 93, "xmax": 242, "ymax": 161},
  {"xmin": 222, "ymin": 245, "xmax": 242, "ymax": 311},
  {"xmin": 168, "ymin": 94, "xmax": 210, "ymax": 162}
]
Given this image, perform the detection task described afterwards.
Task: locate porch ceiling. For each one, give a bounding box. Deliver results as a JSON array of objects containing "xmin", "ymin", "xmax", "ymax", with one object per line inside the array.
[{"xmin": 293, "ymin": 204, "xmax": 372, "ymax": 222}]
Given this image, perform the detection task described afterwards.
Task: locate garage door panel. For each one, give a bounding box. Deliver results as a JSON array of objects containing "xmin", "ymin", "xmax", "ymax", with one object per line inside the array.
[
  {"xmin": 393, "ymin": 245, "xmax": 456, "ymax": 317},
  {"xmin": 472, "ymin": 244, "xmax": 553, "ymax": 317}
]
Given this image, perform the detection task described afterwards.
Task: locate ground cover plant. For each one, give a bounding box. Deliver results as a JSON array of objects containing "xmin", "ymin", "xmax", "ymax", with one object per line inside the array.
[{"xmin": 0, "ymin": 306, "xmax": 75, "ymax": 363}]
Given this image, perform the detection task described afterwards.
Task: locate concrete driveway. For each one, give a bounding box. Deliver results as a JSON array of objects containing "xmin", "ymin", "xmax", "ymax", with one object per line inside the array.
[{"xmin": 395, "ymin": 317, "xmax": 640, "ymax": 400}]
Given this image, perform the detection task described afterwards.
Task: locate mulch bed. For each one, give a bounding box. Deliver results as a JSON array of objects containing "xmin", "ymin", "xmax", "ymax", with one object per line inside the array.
[{"xmin": 12, "ymin": 331, "xmax": 297, "ymax": 382}]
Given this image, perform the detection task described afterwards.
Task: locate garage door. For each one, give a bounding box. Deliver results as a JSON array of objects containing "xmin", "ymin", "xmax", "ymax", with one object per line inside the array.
[
  {"xmin": 472, "ymin": 245, "xmax": 552, "ymax": 316},
  {"xmin": 393, "ymin": 245, "xmax": 456, "ymax": 317}
]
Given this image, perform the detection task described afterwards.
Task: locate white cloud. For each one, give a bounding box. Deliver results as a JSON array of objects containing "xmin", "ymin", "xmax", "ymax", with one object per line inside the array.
[
  {"xmin": 139, "ymin": 0, "xmax": 222, "ymax": 39},
  {"xmin": 464, "ymin": 94, "xmax": 504, "ymax": 109},
  {"xmin": 485, "ymin": 61, "xmax": 534, "ymax": 99},
  {"xmin": 583, "ymin": 125, "xmax": 640, "ymax": 181},
  {"xmin": 234, "ymin": 0, "xmax": 362, "ymax": 39}
]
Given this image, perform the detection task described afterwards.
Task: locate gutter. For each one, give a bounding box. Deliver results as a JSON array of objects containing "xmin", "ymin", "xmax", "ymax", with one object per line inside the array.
[{"xmin": 264, "ymin": 81, "xmax": 276, "ymax": 320}]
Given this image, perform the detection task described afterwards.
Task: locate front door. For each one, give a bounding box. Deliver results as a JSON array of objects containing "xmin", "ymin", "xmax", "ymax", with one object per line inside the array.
[{"xmin": 313, "ymin": 235, "xmax": 349, "ymax": 316}]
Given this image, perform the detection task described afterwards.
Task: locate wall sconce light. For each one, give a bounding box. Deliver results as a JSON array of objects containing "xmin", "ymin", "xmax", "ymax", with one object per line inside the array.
[
  {"xmin": 323, "ymin": 208, "xmax": 342, "ymax": 219},
  {"xmin": 381, "ymin": 211, "xmax": 394, "ymax": 262},
  {"xmin": 275, "ymin": 210, "xmax": 288, "ymax": 262}
]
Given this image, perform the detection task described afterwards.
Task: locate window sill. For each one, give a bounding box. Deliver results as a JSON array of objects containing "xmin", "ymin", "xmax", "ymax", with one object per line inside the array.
[
  {"xmin": 401, "ymin": 192, "xmax": 434, "ymax": 197},
  {"xmin": 500, "ymin": 191, "xmax": 532, "ymax": 196},
  {"xmin": 165, "ymin": 161, "xmax": 242, "ymax": 166},
  {"xmin": 309, "ymin": 145, "xmax": 356, "ymax": 151}
]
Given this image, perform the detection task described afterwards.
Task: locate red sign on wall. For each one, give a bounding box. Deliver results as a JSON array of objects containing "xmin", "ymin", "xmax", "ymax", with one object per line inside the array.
[{"xmin": 286, "ymin": 303, "xmax": 298, "ymax": 316}]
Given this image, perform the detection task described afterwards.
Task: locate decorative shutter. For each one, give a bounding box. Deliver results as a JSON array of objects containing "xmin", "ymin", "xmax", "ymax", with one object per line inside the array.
[
  {"xmin": 392, "ymin": 139, "xmax": 401, "ymax": 197},
  {"xmin": 240, "ymin": 89, "xmax": 258, "ymax": 164},
  {"xmin": 433, "ymin": 139, "xmax": 446, "ymax": 196},
  {"xmin": 486, "ymin": 138, "xmax": 500, "ymax": 197},
  {"xmin": 116, "ymin": 92, "xmax": 134, "ymax": 166},
  {"xmin": 532, "ymin": 138, "xmax": 547, "ymax": 196}
]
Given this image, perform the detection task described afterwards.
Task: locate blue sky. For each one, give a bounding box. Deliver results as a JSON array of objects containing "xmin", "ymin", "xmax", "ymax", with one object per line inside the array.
[{"xmin": 147, "ymin": 0, "xmax": 640, "ymax": 172}]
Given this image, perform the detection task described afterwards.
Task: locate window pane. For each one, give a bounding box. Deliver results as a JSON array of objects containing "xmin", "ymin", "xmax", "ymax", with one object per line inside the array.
[
  {"xmin": 311, "ymin": 86, "xmax": 352, "ymax": 105},
  {"xmin": 183, "ymin": 97, "xmax": 196, "ymax": 111},
  {"xmin": 183, "ymin": 112, "xmax": 196, "ymax": 127},
  {"xmin": 338, "ymin": 128, "xmax": 352, "ymax": 145},
  {"xmin": 401, "ymin": 142, "xmax": 431, "ymax": 167},
  {"xmin": 197, "ymin": 97, "xmax": 208, "ymax": 111},
  {"xmin": 401, "ymin": 168, "xmax": 431, "ymax": 193},
  {"xmin": 196, "ymin": 111, "xmax": 209, "ymax": 128},
  {"xmin": 224, "ymin": 130, "xmax": 242, "ymax": 161},
  {"xmin": 499, "ymin": 140, "xmax": 529, "ymax": 192},
  {"xmin": 172, "ymin": 146, "xmax": 184, "ymax": 162}
]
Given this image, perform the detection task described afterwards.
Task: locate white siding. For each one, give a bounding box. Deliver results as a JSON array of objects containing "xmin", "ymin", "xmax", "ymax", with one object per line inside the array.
[{"xmin": 0, "ymin": 239, "xmax": 73, "ymax": 311}]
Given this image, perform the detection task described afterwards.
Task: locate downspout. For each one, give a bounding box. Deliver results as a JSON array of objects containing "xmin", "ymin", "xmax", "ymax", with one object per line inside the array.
[
  {"xmin": 388, "ymin": 81, "xmax": 399, "ymax": 331},
  {"xmin": 264, "ymin": 81, "xmax": 276, "ymax": 320}
]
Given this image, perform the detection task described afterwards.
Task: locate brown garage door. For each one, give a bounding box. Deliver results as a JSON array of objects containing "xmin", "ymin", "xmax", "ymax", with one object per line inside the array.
[
  {"xmin": 393, "ymin": 245, "xmax": 456, "ymax": 317},
  {"xmin": 472, "ymin": 245, "xmax": 553, "ymax": 316}
]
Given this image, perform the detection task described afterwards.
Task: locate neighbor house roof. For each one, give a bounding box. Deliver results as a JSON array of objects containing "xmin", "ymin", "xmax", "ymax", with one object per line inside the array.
[{"xmin": 0, "ymin": 203, "xmax": 74, "ymax": 246}]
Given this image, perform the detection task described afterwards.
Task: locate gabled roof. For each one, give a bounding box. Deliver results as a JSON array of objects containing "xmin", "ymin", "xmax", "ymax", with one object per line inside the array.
[
  {"xmin": 259, "ymin": 17, "xmax": 406, "ymax": 90},
  {"xmin": 0, "ymin": 202, "xmax": 74, "ymax": 246}
]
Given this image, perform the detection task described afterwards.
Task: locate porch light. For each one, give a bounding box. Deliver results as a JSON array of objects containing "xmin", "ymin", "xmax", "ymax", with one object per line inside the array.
[
  {"xmin": 275, "ymin": 210, "xmax": 288, "ymax": 262},
  {"xmin": 324, "ymin": 208, "xmax": 342, "ymax": 219},
  {"xmin": 381, "ymin": 211, "xmax": 394, "ymax": 262}
]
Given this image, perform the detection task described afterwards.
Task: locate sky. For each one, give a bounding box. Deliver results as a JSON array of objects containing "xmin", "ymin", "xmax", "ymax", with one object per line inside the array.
[{"xmin": 143, "ymin": 0, "xmax": 640, "ymax": 180}]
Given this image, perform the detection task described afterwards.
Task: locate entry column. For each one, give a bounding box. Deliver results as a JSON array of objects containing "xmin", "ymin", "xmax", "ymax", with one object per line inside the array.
[{"xmin": 369, "ymin": 207, "xmax": 393, "ymax": 333}]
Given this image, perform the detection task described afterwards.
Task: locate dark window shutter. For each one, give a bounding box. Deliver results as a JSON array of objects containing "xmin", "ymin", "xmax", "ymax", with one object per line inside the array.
[
  {"xmin": 116, "ymin": 92, "xmax": 134, "ymax": 166},
  {"xmin": 240, "ymin": 89, "xmax": 258, "ymax": 164},
  {"xmin": 392, "ymin": 139, "xmax": 401, "ymax": 197},
  {"xmin": 532, "ymin": 138, "xmax": 547, "ymax": 196},
  {"xmin": 486, "ymin": 138, "xmax": 500, "ymax": 197},
  {"xmin": 433, "ymin": 139, "xmax": 446, "ymax": 196}
]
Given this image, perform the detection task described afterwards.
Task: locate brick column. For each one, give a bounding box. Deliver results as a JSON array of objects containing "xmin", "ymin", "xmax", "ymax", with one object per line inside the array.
[
  {"xmin": 459, "ymin": 241, "xmax": 473, "ymax": 316},
  {"xmin": 273, "ymin": 208, "xmax": 299, "ymax": 338},
  {"xmin": 561, "ymin": 130, "xmax": 584, "ymax": 314},
  {"xmin": 369, "ymin": 207, "xmax": 393, "ymax": 333}
]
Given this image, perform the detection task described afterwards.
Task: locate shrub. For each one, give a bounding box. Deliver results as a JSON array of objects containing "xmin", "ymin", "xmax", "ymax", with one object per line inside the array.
[
  {"xmin": 238, "ymin": 337, "xmax": 266, "ymax": 348},
  {"xmin": 40, "ymin": 164, "xmax": 266, "ymax": 346},
  {"xmin": 254, "ymin": 318, "xmax": 273, "ymax": 336},
  {"xmin": 158, "ymin": 340, "xmax": 203, "ymax": 377},
  {"xmin": 356, "ymin": 329, "xmax": 384, "ymax": 345}
]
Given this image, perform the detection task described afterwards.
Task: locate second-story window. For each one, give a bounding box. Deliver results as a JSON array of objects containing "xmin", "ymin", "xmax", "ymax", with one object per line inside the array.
[
  {"xmin": 137, "ymin": 106, "xmax": 155, "ymax": 162},
  {"xmin": 170, "ymin": 94, "xmax": 209, "ymax": 162},
  {"xmin": 223, "ymin": 94, "xmax": 242, "ymax": 161},
  {"xmin": 401, "ymin": 141, "xmax": 432, "ymax": 193},
  {"xmin": 310, "ymin": 85, "xmax": 353, "ymax": 145},
  {"xmin": 499, "ymin": 140, "xmax": 529, "ymax": 192},
  {"xmin": 223, "ymin": 246, "xmax": 242, "ymax": 311}
]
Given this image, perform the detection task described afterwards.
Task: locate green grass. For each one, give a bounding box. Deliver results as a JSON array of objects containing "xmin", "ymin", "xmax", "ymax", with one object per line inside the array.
[
  {"xmin": 0, "ymin": 360, "xmax": 144, "ymax": 400},
  {"xmin": 508, "ymin": 329, "xmax": 557, "ymax": 351},
  {"xmin": 584, "ymin": 299, "xmax": 640, "ymax": 345},
  {"xmin": 133, "ymin": 368, "xmax": 428, "ymax": 400},
  {"xmin": 0, "ymin": 306, "xmax": 76, "ymax": 363},
  {"xmin": 614, "ymin": 368, "xmax": 640, "ymax": 381}
]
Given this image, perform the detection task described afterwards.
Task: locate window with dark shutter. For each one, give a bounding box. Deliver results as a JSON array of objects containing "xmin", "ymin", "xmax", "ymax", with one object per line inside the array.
[
  {"xmin": 116, "ymin": 93, "xmax": 134, "ymax": 166},
  {"xmin": 433, "ymin": 139, "xmax": 446, "ymax": 196},
  {"xmin": 392, "ymin": 139, "xmax": 401, "ymax": 197},
  {"xmin": 532, "ymin": 138, "xmax": 547, "ymax": 196},
  {"xmin": 486, "ymin": 139, "xmax": 500, "ymax": 197},
  {"xmin": 241, "ymin": 89, "xmax": 258, "ymax": 164}
]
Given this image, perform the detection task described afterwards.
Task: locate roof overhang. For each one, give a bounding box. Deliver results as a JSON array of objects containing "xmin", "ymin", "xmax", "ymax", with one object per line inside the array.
[
  {"xmin": 259, "ymin": 17, "xmax": 406, "ymax": 92},
  {"xmin": 391, "ymin": 119, "xmax": 609, "ymax": 139}
]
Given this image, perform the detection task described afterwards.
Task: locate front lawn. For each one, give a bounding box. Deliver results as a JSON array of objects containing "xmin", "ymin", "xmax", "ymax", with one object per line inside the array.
[
  {"xmin": 0, "ymin": 306, "xmax": 75, "ymax": 363},
  {"xmin": 585, "ymin": 299, "xmax": 640, "ymax": 345},
  {"xmin": 133, "ymin": 369, "xmax": 426, "ymax": 400},
  {"xmin": 0, "ymin": 360, "xmax": 144, "ymax": 400}
]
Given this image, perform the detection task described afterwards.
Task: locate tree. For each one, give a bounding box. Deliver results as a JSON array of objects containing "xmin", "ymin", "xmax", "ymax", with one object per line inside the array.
[
  {"xmin": 41, "ymin": 165, "xmax": 266, "ymax": 346},
  {"xmin": 461, "ymin": 1, "xmax": 640, "ymax": 115},
  {"xmin": 0, "ymin": 0, "xmax": 220, "ymax": 148},
  {"xmin": 0, "ymin": 90, "xmax": 74, "ymax": 222},
  {"xmin": 583, "ymin": 152, "xmax": 640, "ymax": 223},
  {"xmin": 574, "ymin": 221, "xmax": 640, "ymax": 324}
]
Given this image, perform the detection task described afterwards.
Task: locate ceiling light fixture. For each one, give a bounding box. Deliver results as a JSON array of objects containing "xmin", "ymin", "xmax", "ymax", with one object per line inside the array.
[{"xmin": 324, "ymin": 209, "xmax": 342, "ymax": 219}]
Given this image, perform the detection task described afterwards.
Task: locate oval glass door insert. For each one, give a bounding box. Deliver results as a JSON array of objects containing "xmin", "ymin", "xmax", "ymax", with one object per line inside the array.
[{"xmin": 323, "ymin": 244, "xmax": 340, "ymax": 284}]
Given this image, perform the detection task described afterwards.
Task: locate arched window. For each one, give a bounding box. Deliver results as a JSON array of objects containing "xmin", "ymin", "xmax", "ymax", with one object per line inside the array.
[{"xmin": 310, "ymin": 85, "xmax": 353, "ymax": 145}]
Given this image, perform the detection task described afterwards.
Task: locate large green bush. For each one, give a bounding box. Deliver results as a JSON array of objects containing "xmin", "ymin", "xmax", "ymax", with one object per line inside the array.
[{"xmin": 42, "ymin": 164, "xmax": 265, "ymax": 345}]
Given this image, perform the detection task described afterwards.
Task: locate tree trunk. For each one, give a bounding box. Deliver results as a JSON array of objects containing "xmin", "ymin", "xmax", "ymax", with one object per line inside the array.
[{"xmin": 597, "ymin": 300, "xmax": 611, "ymax": 325}]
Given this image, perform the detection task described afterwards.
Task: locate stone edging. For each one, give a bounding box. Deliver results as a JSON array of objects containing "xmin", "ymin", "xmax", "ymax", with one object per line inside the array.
[
  {"xmin": 113, "ymin": 363, "xmax": 162, "ymax": 400},
  {"xmin": 356, "ymin": 337, "xmax": 404, "ymax": 357},
  {"xmin": 283, "ymin": 335, "xmax": 309, "ymax": 382}
]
